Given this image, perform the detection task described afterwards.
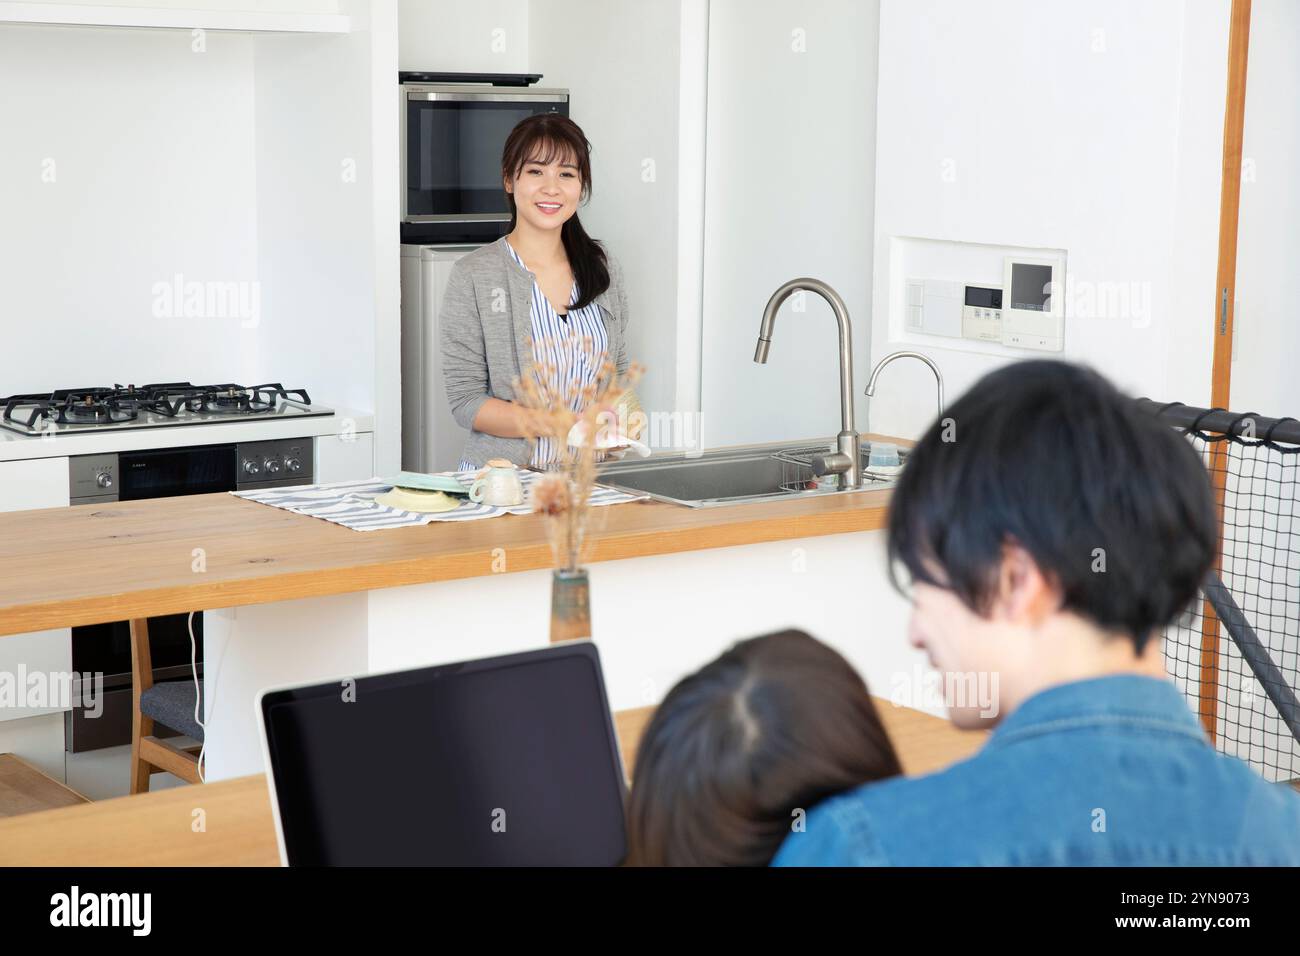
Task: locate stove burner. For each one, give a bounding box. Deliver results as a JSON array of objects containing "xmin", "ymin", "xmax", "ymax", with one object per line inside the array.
[
  {"xmin": 190, "ymin": 386, "xmax": 268, "ymax": 415},
  {"xmin": 106, "ymin": 384, "xmax": 168, "ymax": 413},
  {"xmin": 181, "ymin": 383, "xmax": 312, "ymax": 416},
  {"xmin": 0, "ymin": 381, "xmax": 315, "ymax": 434},
  {"xmin": 65, "ymin": 398, "xmax": 131, "ymax": 424}
]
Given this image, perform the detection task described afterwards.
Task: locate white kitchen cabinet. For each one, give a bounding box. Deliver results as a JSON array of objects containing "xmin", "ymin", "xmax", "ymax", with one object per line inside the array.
[
  {"xmin": 0, "ymin": 455, "xmax": 69, "ymax": 511},
  {"xmin": 0, "ymin": 456, "xmax": 73, "ymax": 780},
  {"xmin": 0, "ymin": 712, "xmax": 66, "ymax": 781},
  {"xmin": 0, "ymin": 628, "xmax": 74, "ymax": 723},
  {"xmin": 0, "ymin": 1, "xmax": 351, "ymax": 33},
  {"xmin": 316, "ymin": 431, "xmax": 375, "ymax": 483}
]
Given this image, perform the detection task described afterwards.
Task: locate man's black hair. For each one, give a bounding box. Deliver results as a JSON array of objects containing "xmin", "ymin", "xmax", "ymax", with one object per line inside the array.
[{"xmin": 887, "ymin": 359, "xmax": 1217, "ymax": 652}]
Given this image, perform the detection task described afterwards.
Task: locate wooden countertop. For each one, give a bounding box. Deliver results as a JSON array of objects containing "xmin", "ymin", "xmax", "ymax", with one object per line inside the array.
[
  {"xmin": 0, "ymin": 446, "xmax": 900, "ymax": 637},
  {"xmin": 0, "ymin": 701, "xmax": 986, "ymax": 866}
]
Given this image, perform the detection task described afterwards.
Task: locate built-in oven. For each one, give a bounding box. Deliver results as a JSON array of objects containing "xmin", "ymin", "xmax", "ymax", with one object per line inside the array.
[
  {"xmin": 400, "ymin": 72, "xmax": 569, "ymax": 244},
  {"xmin": 65, "ymin": 438, "xmax": 313, "ymax": 751}
]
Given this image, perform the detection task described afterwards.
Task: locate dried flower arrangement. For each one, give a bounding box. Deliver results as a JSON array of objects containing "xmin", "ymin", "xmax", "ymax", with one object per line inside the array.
[{"xmin": 513, "ymin": 334, "xmax": 645, "ymax": 574}]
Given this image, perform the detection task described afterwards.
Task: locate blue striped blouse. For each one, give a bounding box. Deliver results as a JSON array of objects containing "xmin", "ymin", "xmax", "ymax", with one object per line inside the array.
[{"xmin": 457, "ymin": 237, "xmax": 610, "ymax": 471}]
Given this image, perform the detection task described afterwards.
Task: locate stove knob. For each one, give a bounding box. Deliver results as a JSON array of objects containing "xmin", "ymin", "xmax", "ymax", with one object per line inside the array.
[
  {"xmin": 284, "ymin": 457, "xmax": 301, "ymax": 472},
  {"xmin": 243, "ymin": 459, "xmax": 261, "ymax": 476},
  {"xmin": 96, "ymin": 472, "xmax": 112, "ymax": 489},
  {"xmin": 263, "ymin": 458, "xmax": 282, "ymax": 475}
]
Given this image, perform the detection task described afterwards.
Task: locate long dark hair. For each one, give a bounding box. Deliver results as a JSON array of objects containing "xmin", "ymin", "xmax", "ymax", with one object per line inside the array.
[
  {"xmin": 501, "ymin": 114, "xmax": 609, "ymax": 310},
  {"xmin": 624, "ymin": 629, "xmax": 903, "ymax": 866}
]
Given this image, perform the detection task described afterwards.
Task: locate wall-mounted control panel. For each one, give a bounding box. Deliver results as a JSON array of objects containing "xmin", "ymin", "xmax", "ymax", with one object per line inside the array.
[
  {"xmin": 905, "ymin": 279, "xmax": 963, "ymax": 338},
  {"xmin": 901, "ymin": 255, "xmax": 1065, "ymax": 352},
  {"xmin": 962, "ymin": 285, "xmax": 1003, "ymax": 342},
  {"xmin": 907, "ymin": 278, "xmax": 1005, "ymax": 343},
  {"xmin": 1001, "ymin": 255, "xmax": 1065, "ymax": 351}
]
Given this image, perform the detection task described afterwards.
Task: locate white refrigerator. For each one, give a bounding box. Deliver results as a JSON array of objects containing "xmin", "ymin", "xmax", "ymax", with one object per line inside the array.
[{"xmin": 400, "ymin": 243, "xmax": 481, "ymax": 473}]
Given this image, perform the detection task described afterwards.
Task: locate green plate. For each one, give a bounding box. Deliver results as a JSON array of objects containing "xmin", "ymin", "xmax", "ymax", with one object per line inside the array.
[{"xmin": 382, "ymin": 471, "xmax": 471, "ymax": 496}]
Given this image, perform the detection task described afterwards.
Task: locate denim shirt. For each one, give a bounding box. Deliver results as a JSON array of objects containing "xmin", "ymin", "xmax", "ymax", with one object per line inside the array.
[{"xmin": 772, "ymin": 675, "xmax": 1300, "ymax": 866}]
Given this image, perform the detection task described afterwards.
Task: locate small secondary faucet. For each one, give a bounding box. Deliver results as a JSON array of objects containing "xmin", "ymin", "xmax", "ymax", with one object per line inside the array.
[
  {"xmin": 754, "ymin": 278, "xmax": 860, "ymax": 490},
  {"xmin": 864, "ymin": 350, "xmax": 945, "ymax": 419}
]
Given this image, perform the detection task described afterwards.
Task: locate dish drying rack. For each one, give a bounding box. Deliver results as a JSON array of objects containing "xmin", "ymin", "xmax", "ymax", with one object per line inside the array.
[{"xmin": 770, "ymin": 442, "xmax": 907, "ymax": 493}]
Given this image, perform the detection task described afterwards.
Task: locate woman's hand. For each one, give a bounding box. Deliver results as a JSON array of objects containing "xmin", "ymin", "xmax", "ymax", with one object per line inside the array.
[
  {"xmin": 587, "ymin": 401, "xmax": 632, "ymax": 453},
  {"xmin": 471, "ymin": 398, "xmax": 530, "ymax": 439}
]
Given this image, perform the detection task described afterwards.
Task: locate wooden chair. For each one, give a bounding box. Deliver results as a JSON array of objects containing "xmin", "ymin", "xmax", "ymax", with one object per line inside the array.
[{"xmin": 129, "ymin": 618, "xmax": 204, "ymax": 793}]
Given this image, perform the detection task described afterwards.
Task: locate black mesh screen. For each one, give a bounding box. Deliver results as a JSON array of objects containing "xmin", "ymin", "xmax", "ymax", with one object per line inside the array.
[{"xmin": 1157, "ymin": 406, "xmax": 1300, "ymax": 784}]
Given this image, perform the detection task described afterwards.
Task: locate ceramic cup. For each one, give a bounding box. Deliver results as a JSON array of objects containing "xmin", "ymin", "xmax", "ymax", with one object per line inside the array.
[{"xmin": 469, "ymin": 459, "xmax": 524, "ymax": 507}]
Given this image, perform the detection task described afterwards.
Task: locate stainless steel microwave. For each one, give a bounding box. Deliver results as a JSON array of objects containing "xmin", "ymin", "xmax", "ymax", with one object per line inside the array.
[{"xmin": 400, "ymin": 77, "xmax": 569, "ymax": 244}]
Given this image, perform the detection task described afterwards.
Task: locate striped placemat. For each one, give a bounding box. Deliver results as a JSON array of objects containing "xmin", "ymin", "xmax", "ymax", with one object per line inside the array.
[{"xmin": 230, "ymin": 470, "xmax": 649, "ymax": 532}]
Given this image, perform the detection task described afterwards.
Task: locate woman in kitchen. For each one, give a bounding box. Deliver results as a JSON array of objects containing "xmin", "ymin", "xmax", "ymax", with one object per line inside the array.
[{"xmin": 439, "ymin": 113, "xmax": 639, "ymax": 471}]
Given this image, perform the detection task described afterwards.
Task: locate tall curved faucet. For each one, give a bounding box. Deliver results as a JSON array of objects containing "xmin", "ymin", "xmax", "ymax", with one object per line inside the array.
[
  {"xmin": 754, "ymin": 278, "xmax": 860, "ymax": 490},
  {"xmin": 864, "ymin": 350, "xmax": 945, "ymax": 418}
]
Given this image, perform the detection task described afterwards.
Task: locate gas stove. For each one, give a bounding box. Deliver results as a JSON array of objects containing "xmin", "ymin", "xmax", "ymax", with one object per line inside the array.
[{"xmin": 0, "ymin": 382, "xmax": 333, "ymax": 436}]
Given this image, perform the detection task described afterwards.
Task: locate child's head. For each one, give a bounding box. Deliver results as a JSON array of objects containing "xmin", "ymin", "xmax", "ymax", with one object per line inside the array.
[
  {"xmin": 888, "ymin": 359, "xmax": 1217, "ymax": 727},
  {"xmin": 624, "ymin": 629, "xmax": 902, "ymax": 866}
]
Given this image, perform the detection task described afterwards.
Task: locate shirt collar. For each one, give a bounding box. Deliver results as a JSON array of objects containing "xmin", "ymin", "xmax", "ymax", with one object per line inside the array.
[
  {"xmin": 984, "ymin": 674, "xmax": 1208, "ymax": 751},
  {"xmin": 499, "ymin": 236, "xmax": 581, "ymax": 311},
  {"xmin": 499, "ymin": 236, "xmax": 525, "ymax": 269}
]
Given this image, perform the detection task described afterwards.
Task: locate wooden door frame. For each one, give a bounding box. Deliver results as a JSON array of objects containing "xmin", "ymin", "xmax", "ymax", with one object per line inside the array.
[{"xmin": 1200, "ymin": 0, "xmax": 1252, "ymax": 743}]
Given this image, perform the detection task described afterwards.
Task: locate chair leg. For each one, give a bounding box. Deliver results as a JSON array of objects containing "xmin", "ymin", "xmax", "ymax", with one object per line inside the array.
[
  {"xmin": 129, "ymin": 617, "xmax": 155, "ymax": 795},
  {"xmin": 129, "ymin": 716, "xmax": 154, "ymax": 795}
]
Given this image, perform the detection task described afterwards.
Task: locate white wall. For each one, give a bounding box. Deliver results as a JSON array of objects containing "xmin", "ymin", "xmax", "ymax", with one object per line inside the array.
[
  {"xmin": 1230, "ymin": 0, "xmax": 1300, "ymax": 419},
  {"xmin": 700, "ymin": 0, "xmax": 879, "ymax": 448},
  {"xmin": 0, "ymin": 11, "xmax": 395, "ymax": 476},
  {"xmin": 0, "ymin": 25, "xmax": 259, "ymax": 392},
  {"xmin": 250, "ymin": 31, "xmax": 375, "ymax": 412},
  {"xmin": 868, "ymin": 0, "xmax": 1228, "ymax": 440},
  {"xmin": 250, "ymin": 0, "xmax": 397, "ymax": 475},
  {"xmin": 529, "ymin": 0, "xmax": 689, "ymax": 433},
  {"xmin": 399, "ymin": 0, "xmax": 529, "ymax": 72}
]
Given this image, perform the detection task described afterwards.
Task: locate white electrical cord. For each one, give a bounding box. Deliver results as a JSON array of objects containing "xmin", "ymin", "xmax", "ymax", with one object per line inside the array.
[{"xmin": 188, "ymin": 610, "xmax": 206, "ymax": 783}]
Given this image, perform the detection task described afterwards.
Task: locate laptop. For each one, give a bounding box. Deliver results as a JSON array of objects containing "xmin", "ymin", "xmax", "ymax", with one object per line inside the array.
[{"xmin": 257, "ymin": 641, "xmax": 629, "ymax": 866}]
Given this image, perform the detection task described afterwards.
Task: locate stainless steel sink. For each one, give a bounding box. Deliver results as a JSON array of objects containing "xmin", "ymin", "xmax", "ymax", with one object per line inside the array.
[{"xmin": 595, "ymin": 439, "xmax": 905, "ymax": 508}]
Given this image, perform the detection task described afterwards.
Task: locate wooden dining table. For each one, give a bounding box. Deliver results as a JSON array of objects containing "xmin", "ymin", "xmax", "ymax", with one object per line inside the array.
[{"xmin": 0, "ymin": 700, "xmax": 986, "ymax": 865}]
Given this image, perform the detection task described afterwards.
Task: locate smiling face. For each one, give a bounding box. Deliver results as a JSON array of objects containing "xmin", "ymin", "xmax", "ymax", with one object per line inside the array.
[
  {"xmin": 908, "ymin": 581, "xmax": 1006, "ymax": 728},
  {"xmin": 504, "ymin": 143, "xmax": 583, "ymax": 234},
  {"xmin": 904, "ymin": 547, "xmax": 1056, "ymax": 729}
]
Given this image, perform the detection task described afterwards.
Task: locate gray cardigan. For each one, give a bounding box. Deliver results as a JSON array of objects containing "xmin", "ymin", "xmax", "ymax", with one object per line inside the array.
[{"xmin": 439, "ymin": 237, "xmax": 630, "ymax": 468}]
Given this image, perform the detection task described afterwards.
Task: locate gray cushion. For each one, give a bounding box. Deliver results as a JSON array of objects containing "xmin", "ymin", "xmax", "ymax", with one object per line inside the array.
[{"xmin": 139, "ymin": 680, "xmax": 204, "ymax": 742}]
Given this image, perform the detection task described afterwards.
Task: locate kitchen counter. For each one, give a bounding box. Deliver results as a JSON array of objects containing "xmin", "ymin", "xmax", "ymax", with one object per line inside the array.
[
  {"xmin": 0, "ymin": 432, "xmax": 921, "ymax": 782},
  {"xmin": 0, "ymin": 453, "xmax": 897, "ymax": 638}
]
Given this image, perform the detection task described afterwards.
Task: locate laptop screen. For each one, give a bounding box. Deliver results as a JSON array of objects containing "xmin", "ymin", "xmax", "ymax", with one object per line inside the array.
[{"xmin": 259, "ymin": 643, "xmax": 628, "ymax": 866}]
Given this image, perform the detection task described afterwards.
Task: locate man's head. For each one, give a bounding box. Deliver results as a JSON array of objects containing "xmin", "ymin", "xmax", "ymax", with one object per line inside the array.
[{"xmin": 887, "ymin": 360, "xmax": 1217, "ymax": 727}]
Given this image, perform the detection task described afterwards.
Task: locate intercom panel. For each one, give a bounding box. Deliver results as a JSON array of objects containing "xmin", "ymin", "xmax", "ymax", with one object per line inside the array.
[{"xmin": 1000, "ymin": 255, "xmax": 1065, "ymax": 351}]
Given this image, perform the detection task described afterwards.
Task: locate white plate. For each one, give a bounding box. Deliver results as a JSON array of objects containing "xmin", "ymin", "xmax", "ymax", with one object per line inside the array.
[
  {"xmin": 374, "ymin": 487, "xmax": 462, "ymax": 513},
  {"xmin": 566, "ymin": 420, "xmax": 651, "ymax": 457}
]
